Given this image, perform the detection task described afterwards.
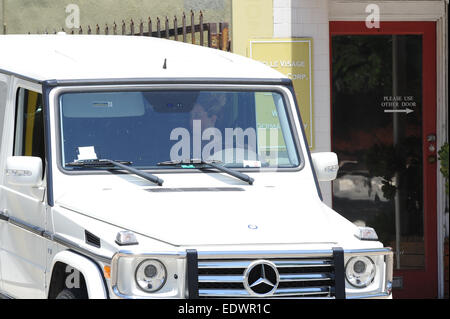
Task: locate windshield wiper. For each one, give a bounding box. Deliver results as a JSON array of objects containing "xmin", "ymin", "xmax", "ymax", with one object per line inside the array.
[
  {"xmin": 157, "ymin": 159, "xmax": 254, "ymax": 185},
  {"xmin": 66, "ymin": 159, "xmax": 164, "ymax": 186}
]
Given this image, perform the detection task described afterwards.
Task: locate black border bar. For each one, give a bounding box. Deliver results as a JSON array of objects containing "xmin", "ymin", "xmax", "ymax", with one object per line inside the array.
[
  {"xmin": 332, "ymin": 247, "xmax": 346, "ymax": 299},
  {"xmin": 186, "ymin": 249, "xmax": 199, "ymax": 299}
]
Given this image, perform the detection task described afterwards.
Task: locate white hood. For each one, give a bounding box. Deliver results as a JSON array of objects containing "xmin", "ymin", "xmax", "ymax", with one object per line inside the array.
[{"xmin": 56, "ymin": 175, "xmax": 340, "ymax": 246}]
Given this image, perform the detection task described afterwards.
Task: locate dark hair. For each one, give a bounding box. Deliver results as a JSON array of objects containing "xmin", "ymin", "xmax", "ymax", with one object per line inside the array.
[{"xmin": 197, "ymin": 93, "xmax": 227, "ymax": 117}]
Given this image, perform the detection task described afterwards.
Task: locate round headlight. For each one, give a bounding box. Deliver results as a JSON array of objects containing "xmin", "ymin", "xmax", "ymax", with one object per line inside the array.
[
  {"xmin": 345, "ymin": 256, "xmax": 376, "ymax": 288},
  {"xmin": 135, "ymin": 259, "xmax": 167, "ymax": 292}
]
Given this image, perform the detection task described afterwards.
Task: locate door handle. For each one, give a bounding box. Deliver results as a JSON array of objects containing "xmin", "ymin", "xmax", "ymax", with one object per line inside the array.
[
  {"xmin": 0, "ymin": 209, "xmax": 9, "ymax": 221},
  {"xmin": 426, "ymin": 134, "xmax": 437, "ymax": 162}
]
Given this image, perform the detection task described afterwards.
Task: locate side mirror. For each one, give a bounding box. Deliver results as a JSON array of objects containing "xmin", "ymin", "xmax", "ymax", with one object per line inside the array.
[
  {"xmin": 311, "ymin": 152, "xmax": 339, "ymax": 181},
  {"xmin": 5, "ymin": 156, "xmax": 43, "ymax": 187}
]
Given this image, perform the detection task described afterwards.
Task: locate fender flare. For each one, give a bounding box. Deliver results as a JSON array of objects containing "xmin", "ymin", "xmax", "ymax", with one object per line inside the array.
[{"xmin": 49, "ymin": 250, "xmax": 108, "ymax": 299}]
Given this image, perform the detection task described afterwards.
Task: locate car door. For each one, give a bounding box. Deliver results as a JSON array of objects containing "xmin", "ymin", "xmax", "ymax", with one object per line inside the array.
[
  {"xmin": 0, "ymin": 73, "xmax": 10, "ymax": 294},
  {"xmin": 0, "ymin": 78, "xmax": 47, "ymax": 298}
]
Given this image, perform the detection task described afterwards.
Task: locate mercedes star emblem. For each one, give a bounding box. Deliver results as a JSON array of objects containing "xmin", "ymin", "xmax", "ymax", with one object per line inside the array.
[{"xmin": 243, "ymin": 260, "xmax": 279, "ymax": 296}]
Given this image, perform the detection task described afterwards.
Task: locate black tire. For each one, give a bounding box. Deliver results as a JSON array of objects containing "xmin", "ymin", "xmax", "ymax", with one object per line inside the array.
[{"xmin": 55, "ymin": 288, "xmax": 88, "ymax": 299}]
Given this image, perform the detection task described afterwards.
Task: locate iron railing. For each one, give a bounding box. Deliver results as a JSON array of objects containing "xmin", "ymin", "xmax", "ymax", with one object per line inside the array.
[{"xmin": 32, "ymin": 11, "xmax": 230, "ymax": 51}]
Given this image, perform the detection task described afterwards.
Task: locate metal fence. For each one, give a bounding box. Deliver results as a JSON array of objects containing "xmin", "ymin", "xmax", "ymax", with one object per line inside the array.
[{"xmin": 35, "ymin": 11, "xmax": 230, "ymax": 51}]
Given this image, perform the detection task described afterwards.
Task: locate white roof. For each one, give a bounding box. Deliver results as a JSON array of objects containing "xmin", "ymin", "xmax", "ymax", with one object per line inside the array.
[{"xmin": 0, "ymin": 34, "xmax": 287, "ymax": 82}]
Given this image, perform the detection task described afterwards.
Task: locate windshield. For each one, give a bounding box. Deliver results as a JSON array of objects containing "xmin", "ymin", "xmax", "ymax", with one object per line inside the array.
[{"xmin": 58, "ymin": 89, "xmax": 301, "ymax": 170}]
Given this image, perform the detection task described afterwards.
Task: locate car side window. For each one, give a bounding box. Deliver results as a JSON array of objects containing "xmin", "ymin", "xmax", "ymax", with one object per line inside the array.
[
  {"xmin": 0, "ymin": 80, "xmax": 7, "ymax": 148},
  {"xmin": 13, "ymin": 88, "xmax": 45, "ymax": 176}
]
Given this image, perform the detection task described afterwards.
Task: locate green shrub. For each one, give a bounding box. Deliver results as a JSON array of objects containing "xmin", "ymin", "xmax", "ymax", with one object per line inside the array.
[{"xmin": 438, "ymin": 142, "xmax": 449, "ymax": 195}]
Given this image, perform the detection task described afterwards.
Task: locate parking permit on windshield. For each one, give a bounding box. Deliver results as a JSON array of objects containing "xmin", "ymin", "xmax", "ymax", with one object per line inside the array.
[
  {"xmin": 243, "ymin": 160, "xmax": 261, "ymax": 168},
  {"xmin": 77, "ymin": 146, "xmax": 98, "ymax": 161}
]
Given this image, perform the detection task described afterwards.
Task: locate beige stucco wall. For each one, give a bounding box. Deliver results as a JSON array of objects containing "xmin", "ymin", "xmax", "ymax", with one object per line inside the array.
[
  {"xmin": 1, "ymin": 0, "xmax": 5, "ymax": 34},
  {"xmin": 231, "ymin": 0, "xmax": 273, "ymax": 56},
  {"xmin": 2, "ymin": 0, "xmax": 231, "ymax": 34}
]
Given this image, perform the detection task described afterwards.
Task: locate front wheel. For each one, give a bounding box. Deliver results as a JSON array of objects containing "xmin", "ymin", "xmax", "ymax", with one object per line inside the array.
[{"xmin": 55, "ymin": 288, "xmax": 88, "ymax": 299}]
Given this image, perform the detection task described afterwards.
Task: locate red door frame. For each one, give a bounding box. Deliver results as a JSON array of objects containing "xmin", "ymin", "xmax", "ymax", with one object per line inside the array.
[{"xmin": 329, "ymin": 21, "xmax": 437, "ymax": 298}]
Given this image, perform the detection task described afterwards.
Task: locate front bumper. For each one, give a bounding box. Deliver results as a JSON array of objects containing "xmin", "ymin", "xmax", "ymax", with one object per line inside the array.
[{"xmin": 110, "ymin": 247, "xmax": 393, "ymax": 299}]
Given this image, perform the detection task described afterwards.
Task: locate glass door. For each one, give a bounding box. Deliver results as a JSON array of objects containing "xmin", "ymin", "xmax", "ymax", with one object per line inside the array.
[{"xmin": 330, "ymin": 22, "xmax": 437, "ymax": 298}]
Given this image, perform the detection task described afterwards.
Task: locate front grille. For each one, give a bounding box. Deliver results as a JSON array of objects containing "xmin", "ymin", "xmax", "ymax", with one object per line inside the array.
[{"xmin": 197, "ymin": 257, "xmax": 336, "ymax": 298}]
